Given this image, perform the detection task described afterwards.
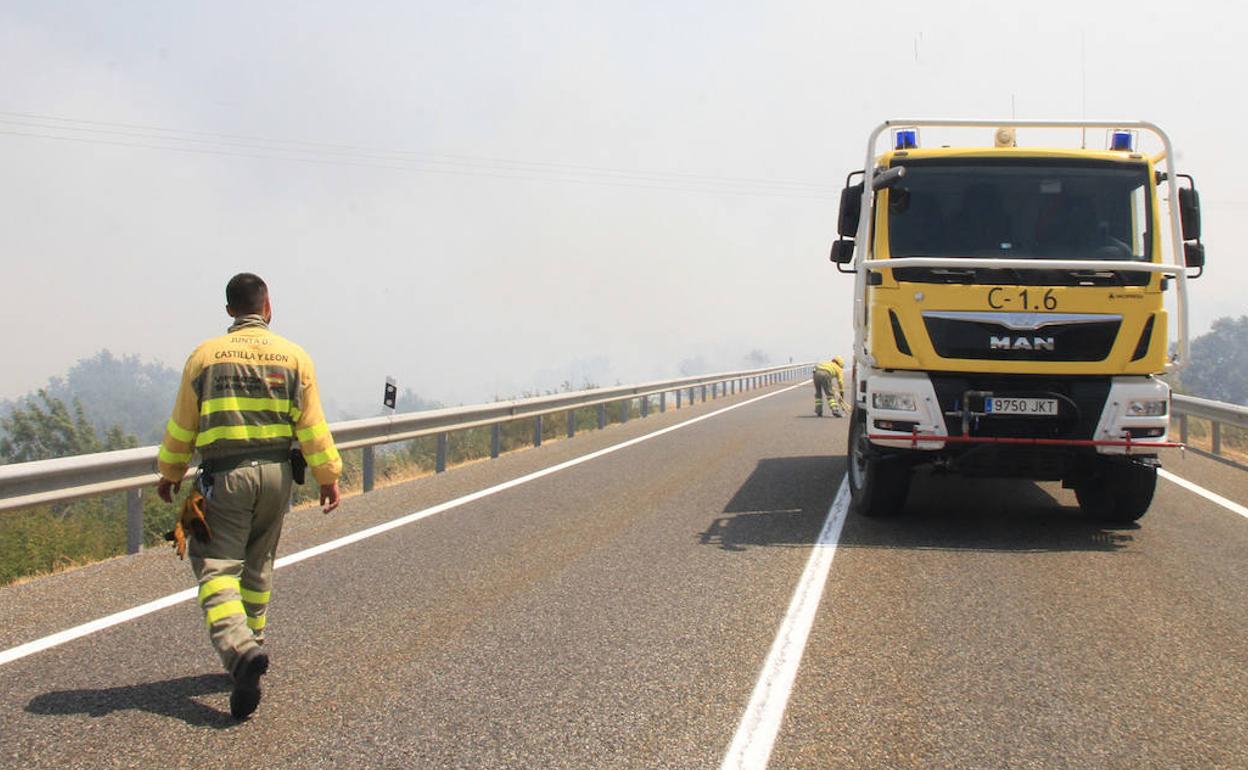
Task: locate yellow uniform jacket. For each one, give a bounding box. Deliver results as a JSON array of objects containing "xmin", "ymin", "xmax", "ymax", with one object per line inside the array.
[
  {"xmin": 814, "ymin": 360, "xmax": 845, "ymax": 391},
  {"xmin": 157, "ymin": 316, "xmax": 342, "ymax": 486}
]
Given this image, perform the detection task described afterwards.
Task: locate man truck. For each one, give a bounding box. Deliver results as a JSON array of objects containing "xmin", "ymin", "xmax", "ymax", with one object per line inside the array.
[{"xmin": 830, "ymin": 119, "xmax": 1205, "ymax": 521}]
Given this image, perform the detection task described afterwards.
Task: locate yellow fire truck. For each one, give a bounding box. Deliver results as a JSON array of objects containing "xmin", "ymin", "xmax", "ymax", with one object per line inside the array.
[{"xmin": 830, "ymin": 119, "xmax": 1205, "ymax": 521}]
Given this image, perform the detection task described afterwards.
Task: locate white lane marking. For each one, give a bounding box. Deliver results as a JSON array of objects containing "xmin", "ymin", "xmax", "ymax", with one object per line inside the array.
[
  {"xmin": 721, "ymin": 474, "xmax": 851, "ymax": 770},
  {"xmin": 0, "ymin": 382, "xmax": 805, "ymax": 668},
  {"xmin": 1158, "ymin": 468, "xmax": 1248, "ymax": 519}
]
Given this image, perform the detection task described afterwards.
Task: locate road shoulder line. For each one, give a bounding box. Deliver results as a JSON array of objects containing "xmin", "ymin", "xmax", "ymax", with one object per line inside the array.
[
  {"xmin": 720, "ymin": 474, "xmax": 851, "ymax": 770},
  {"xmin": 1158, "ymin": 468, "xmax": 1248, "ymax": 519}
]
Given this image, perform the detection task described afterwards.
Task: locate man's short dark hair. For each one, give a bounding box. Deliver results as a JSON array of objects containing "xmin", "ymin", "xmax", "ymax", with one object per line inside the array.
[{"xmin": 226, "ymin": 273, "xmax": 268, "ymax": 314}]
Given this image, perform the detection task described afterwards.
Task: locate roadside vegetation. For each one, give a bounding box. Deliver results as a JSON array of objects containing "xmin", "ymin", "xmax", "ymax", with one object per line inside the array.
[{"xmin": 1, "ymin": 386, "xmax": 657, "ymax": 586}]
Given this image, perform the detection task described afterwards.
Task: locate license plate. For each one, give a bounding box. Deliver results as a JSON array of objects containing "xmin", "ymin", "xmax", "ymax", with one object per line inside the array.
[{"xmin": 985, "ymin": 397, "xmax": 1058, "ymax": 416}]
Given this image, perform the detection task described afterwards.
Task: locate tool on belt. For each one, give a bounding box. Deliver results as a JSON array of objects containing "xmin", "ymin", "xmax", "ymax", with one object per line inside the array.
[
  {"xmin": 164, "ymin": 489, "xmax": 212, "ymax": 559},
  {"xmin": 290, "ymin": 448, "xmax": 307, "ymax": 485}
]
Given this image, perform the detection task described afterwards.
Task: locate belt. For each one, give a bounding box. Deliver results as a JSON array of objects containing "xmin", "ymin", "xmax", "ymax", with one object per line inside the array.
[{"xmin": 200, "ymin": 447, "xmax": 291, "ymax": 474}]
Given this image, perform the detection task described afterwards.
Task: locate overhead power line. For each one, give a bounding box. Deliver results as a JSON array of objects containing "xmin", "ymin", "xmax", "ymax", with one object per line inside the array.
[{"xmin": 0, "ymin": 109, "xmax": 840, "ymax": 201}]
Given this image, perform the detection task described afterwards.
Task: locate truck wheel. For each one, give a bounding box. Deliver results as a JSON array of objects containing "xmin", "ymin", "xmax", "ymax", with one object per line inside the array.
[
  {"xmin": 1075, "ymin": 461, "xmax": 1157, "ymax": 523},
  {"xmin": 848, "ymin": 411, "xmax": 910, "ymax": 517}
]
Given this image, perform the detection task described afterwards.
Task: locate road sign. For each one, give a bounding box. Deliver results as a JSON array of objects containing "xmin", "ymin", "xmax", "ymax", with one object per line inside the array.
[{"xmin": 383, "ymin": 376, "xmax": 397, "ymax": 410}]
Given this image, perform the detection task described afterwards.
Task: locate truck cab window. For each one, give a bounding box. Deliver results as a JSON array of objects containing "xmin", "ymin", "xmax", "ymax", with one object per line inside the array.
[{"xmin": 888, "ymin": 158, "xmax": 1152, "ymax": 285}]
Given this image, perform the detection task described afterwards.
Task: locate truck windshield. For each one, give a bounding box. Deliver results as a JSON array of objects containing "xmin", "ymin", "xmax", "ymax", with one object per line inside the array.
[{"xmin": 887, "ymin": 158, "xmax": 1153, "ymax": 286}]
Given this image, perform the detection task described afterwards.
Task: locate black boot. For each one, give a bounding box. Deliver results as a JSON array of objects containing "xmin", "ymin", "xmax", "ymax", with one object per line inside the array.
[{"xmin": 230, "ymin": 646, "xmax": 269, "ymax": 719}]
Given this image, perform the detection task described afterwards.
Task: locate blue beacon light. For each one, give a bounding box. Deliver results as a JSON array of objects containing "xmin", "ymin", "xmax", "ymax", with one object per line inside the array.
[
  {"xmin": 894, "ymin": 128, "xmax": 918, "ymax": 150},
  {"xmin": 1110, "ymin": 130, "xmax": 1136, "ymax": 151}
]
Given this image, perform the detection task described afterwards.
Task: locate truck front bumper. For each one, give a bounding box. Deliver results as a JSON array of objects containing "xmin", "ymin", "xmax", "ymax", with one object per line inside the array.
[{"xmin": 862, "ymin": 372, "xmax": 1177, "ymax": 456}]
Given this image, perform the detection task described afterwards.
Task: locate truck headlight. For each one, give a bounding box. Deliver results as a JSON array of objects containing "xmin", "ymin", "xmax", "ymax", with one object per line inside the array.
[
  {"xmin": 1127, "ymin": 399, "xmax": 1168, "ymax": 417},
  {"xmin": 872, "ymin": 392, "xmax": 916, "ymax": 411}
]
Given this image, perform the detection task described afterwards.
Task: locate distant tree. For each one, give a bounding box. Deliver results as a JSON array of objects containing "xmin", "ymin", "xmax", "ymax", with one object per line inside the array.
[
  {"xmin": 1182, "ymin": 316, "xmax": 1248, "ymax": 405},
  {"xmin": 0, "ymin": 390, "xmax": 137, "ymax": 464},
  {"xmin": 679, "ymin": 356, "xmax": 709, "ymax": 376},
  {"xmin": 41, "ymin": 350, "xmax": 181, "ymax": 443},
  {"xmin": 394, "ymin": 387, "xmax": 442, "ymax": 413},
  {"xmin": 743, "ymin": 349, "xmax": 770, "ymax": 368}
]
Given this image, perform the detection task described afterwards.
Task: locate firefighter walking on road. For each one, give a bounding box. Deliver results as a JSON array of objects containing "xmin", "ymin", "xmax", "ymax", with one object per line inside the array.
[
  {"xmin": 813, "ymin": 356, "xmax": 846, "ymax": 417},
  {"xmin": 156, "ymin": 273, "xmax": 342, "ymax": 720}
]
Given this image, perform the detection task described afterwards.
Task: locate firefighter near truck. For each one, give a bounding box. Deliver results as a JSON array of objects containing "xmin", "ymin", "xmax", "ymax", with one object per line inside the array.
[{"xmin": 830, "ymin": 119, "xmax": 1206, "ymax": 521}]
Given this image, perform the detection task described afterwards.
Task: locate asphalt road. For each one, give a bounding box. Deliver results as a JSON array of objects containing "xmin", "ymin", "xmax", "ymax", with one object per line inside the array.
[{"xmin": 1, "ymin": 384, "xmax": 1244, "ymax": 769}]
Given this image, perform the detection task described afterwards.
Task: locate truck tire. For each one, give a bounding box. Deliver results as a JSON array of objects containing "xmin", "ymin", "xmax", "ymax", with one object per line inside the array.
[
  {"xmin": 848, "ymin": 410, "xmax": 911, "ymax": 517},
  {"xmin": 1075, "ymin": 460, "xmax": 1156, "ymax": 523}
]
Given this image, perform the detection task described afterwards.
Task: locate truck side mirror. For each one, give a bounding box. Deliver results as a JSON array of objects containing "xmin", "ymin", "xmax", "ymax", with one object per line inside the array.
[
  {"xmin": 1184, "ymin": 241, "xmax": 1205, "ymax": 277},
  {"xmin": 1178, "ymin": 183, "xmax": 1201, "ymax": 241},
  {"xmin": 837, "ymin": 182, "xmax": 863, "ymax": 237},
  {"xmin": 830, "ymin": 239, "xmax": 855, "ymax": 267}
]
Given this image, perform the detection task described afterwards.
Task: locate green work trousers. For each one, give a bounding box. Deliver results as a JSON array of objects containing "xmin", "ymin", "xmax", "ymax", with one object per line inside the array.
[
  {"xmin": 813, "ymin": 370, "xmax": 842, "ymax": 412},
  {"xmin": 188, "ymin": 460, "xmax": 292, "ymax": 676}
]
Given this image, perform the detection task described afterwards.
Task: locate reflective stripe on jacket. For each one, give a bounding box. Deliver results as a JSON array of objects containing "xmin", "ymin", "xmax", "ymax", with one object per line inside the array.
[
  {"xmin": 158, "ymin": 315, "xmax": 342, "ymax": 486},
  {"xmin": 813, "ymin": 360, "xmax": 845, "ymax": 390}
]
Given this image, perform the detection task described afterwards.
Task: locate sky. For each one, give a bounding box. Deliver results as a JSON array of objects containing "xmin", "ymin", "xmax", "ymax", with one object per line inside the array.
[{"xmin": 1, "ymin": 1, "xmax": 1244, "ymax": 417}]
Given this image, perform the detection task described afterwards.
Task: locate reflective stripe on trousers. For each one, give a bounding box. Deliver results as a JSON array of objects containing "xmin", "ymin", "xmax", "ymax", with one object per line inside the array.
[{"xmin": 188, "ymin": 460, "xmax": 292, "ymax": 675}]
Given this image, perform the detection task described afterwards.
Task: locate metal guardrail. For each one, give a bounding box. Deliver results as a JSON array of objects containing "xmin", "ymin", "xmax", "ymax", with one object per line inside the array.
[
  {"xmin": 1173, "ymin": 394, "xmax": 1248, "ymax": 457},
  {"xmin": 0, "ymin": 363, "xmax": 812, "ymax": 551}
]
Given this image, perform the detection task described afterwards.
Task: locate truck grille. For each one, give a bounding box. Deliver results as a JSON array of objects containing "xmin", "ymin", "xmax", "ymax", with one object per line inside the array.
[{"xmin": 922, "ymin": 312, "xmax": 1120, "ymax": 362}]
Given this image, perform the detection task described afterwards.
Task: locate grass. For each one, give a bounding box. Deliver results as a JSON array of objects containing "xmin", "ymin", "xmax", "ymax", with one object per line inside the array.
[{"xmin": 1173, "ymin": 414, "xmax": 1248, "ymax": 465}]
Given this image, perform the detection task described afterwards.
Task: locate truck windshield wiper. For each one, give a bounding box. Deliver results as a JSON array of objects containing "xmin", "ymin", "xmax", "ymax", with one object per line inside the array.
[
  {"xmin": 1068, "ymin": 269, "xmax": 1126, "ymax": 286},
  {"xmin": 974, "ymin": 265, "xmax": 1026, "ymax": 284},
  {"xmin": 928, "ymin": 267, "xmax": 976, "ymax": 283}
]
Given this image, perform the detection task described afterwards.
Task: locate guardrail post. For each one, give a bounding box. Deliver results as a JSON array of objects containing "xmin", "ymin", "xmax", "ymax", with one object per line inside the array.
[
  {"xmin": 641, "ymin": 396, "xmax": 650, "ymax": 417},
  {"xmin": 567, "ymin": 410, "xmax": 576, "ymax": 438},
  {"xmin": 126, "ymin": 488, "xmax": 142, "ymax": 555},
  {"xmin": 534, "ymin": 415, "xmax": 543, "ymax": 447},
  {"xmin": 363, "ymin": 446, "xmax": 375, "ymax": 493},
  {"xmin": 1212, "ymin": 421, "xmax": 1222, "ymax": 455},
  {"xmin": 436, "ymin": 433, "xmax": 448, "ymax": 472},
  {"xmin": 676, "ymin": 389, "xmax": 682, "ymax": 409},
  {"xmin": 491, "ymin": 424, "xmax": 501, "ymax": 458},
  {"xmin": 688, "ymin": 386, "xmax": 695, "ymax": 405},
  {"xmin": 660, "ymin": 392, "xmax": 667, "ymax": 412},
  {"xmin": 620, "ymin": 399, "xmax": 630, "ymax": 423},
  {"xmin": 1178, "ymin": 413, "xmax": 1188, "ymax": 445},
  {"xmin": 701, "ymin": 385, "xmax": 707, "ymax": 403},
  {"xmin": 597, "ymin": 403, "xmax": 606, "ymax": 429}
]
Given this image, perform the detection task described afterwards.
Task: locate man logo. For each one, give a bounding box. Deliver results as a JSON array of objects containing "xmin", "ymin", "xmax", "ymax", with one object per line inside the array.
[{"xmin": 990, "ymin": 336, "xmax": 1055, "ymax": 351}]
